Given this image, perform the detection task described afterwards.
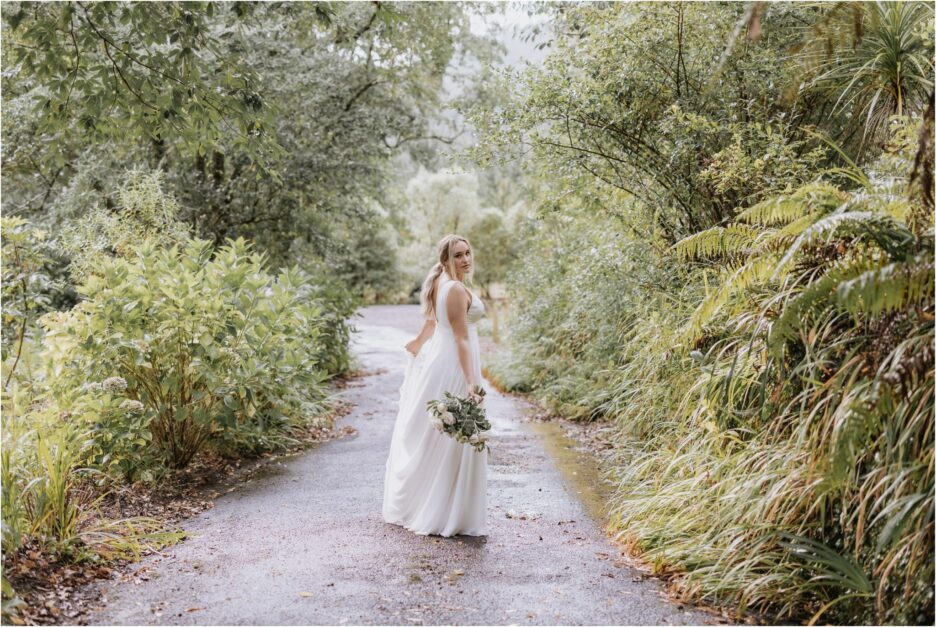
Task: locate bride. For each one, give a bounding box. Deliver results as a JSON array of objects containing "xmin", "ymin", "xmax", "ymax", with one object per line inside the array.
[{"xmin": 382, "ymin": 234, "xmax": 488, "ymax": 537}]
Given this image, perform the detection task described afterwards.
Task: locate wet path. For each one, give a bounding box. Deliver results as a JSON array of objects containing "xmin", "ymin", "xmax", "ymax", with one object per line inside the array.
[{"xmin": 80, "ymin": 305, "xmax": 714, "ymax": 625}]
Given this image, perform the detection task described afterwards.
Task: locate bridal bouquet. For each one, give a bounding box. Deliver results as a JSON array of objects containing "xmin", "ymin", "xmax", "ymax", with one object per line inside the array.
[{"xmin": 426, "ymin": 387, "xmax": 491, "ymax": 452}]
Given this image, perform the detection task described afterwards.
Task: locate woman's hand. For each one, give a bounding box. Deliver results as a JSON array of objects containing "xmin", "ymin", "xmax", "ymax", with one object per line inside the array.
[
  {"xmin": 405, "ymin": 319, "xmax": 436, "ymax": 357},
  {"xmin": 467, "ymin": 384, "xmax": 485, "ymax": 404}
]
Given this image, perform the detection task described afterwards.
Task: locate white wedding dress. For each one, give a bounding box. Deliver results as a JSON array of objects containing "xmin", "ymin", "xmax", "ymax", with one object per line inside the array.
[{"xmin": 382, "ymin": 277, "xmax": 488, "ymax": 536}]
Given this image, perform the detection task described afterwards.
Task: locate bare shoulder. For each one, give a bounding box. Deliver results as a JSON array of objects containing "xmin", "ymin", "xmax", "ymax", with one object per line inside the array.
[
  {"xmin": 447, "ymin": 280, "xmax": 473, "ymax": 304},
  {"xmin": 445, "ymin": 281, "xmax": 473, "ymax": 322}
]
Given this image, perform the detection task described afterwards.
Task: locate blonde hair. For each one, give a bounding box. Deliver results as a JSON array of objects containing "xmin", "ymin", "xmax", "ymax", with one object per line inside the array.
[{"xmin": 420, "ymin": 234, "xmax": 473, "ymax": 320}]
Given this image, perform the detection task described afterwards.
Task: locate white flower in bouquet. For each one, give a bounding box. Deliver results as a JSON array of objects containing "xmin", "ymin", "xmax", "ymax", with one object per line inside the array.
[{"xmin": 426, "ymin": 391, "xmax": 491, "ymax": 452}]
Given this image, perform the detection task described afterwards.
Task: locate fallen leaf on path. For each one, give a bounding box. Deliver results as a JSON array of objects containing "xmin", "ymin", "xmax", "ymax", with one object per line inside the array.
[
  {"xmin": 299, "ymin": 591, "xmax": 313, "ymax": 597},
  {"xmin": 185, "ymin": 607, "xmax": 202, "ymax": 612},
  {"xmin": 505, "ymin": 510, "xmax": 541, "ymax": 520}
]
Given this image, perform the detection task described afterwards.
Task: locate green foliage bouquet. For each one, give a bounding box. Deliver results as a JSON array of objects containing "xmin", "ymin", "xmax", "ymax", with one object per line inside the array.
[{"xmin": 426, "ymin": 388, "xmax": 491, "ymax": 453}]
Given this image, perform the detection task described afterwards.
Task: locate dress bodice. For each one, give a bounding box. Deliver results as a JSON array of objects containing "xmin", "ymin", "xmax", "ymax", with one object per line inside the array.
[{"xmin": 436, "ymin": 278, "xmax": 485, "ymax": 327}]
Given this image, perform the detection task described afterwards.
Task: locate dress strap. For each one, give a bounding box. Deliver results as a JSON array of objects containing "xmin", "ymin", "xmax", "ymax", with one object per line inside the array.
[
  {"xmin": 441, "ymin": 277, "xmax": 472, "ymax": 307},
  {"xmin": 435, "ymin": 278, "xmax": 471, "ymax": 323},
  {"xmin": 435, "ymin": 279, "xmax": 454, "ymax": 323}
]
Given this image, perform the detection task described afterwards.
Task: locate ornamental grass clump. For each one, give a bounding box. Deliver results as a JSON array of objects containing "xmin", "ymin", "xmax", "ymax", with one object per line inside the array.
[{"xmin": 1, "ymin": 382, "xmax": 184, "ymax": 561}]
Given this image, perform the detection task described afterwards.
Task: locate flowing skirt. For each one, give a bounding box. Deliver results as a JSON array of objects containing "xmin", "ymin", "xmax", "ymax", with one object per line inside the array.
[{"xmin": 382, "ymin": 325, "xmax": 488, "ymax": 536}]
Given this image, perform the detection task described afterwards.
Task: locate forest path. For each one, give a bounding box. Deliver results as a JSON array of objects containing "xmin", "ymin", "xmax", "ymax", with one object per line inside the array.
[{"xmin": 80, "ymin": 306, "xmax": 715, "ymax": 626}]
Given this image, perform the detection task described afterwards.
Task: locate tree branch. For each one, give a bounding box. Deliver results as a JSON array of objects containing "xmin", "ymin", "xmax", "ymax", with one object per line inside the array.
[{"xmin": 344, "ymin": 80, "xmax": 381, "ymax": 112}]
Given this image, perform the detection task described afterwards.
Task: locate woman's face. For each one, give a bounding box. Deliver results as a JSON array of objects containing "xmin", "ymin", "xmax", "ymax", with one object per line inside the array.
[{"xmin": 450, "ymin": 240, "xmax": 472, "ymax": 276}]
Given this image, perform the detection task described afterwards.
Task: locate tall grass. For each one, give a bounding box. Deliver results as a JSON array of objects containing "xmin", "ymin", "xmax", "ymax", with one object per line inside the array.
[{"xmin": 496, "ymin": 124, "xmax": 934, "ymax": 623}]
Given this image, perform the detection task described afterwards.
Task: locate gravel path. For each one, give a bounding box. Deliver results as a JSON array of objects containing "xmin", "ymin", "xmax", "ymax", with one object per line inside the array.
[{"xmin": 79, "ymin": 305, "xmax": 716, "ymax": 626}]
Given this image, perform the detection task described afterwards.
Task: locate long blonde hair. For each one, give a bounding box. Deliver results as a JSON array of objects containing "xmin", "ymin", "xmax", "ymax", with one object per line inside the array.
[{"xmin": 420, "ymin": 234, "xmax": 473, "ymax": 320}]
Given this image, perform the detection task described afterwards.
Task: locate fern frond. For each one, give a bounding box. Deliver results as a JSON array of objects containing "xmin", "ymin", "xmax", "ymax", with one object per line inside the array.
[
  {"xmin": 774, "ymin": 212, "xmax": 915, "ymax": 279},
  {"xmin": 757, "ymin": 212, "xmax": 828, "ymax": 255},
  {"xmin": 768, "ymin": 274, "xmax": 840, "ymax": 350},
  {"xmin": 835, "ymin": 255, "xmax": 935, "ymax": 317},
  {"xmin": 768, "ymin": 257, "xmax": 878, "ymax": 350},
  {"xmin": 683, "ymin": 255, "xmax": 779, "ymax": 342},
  {"xmin": 844, "ymin": 187, "xmax": 914, "ymax": 222},
  {"xmin": 672, "ymin": 224, "xmax": 762, "ymax": 260},
  {"xmin": 736, "ymin": 182, "xmax": 845, "ymax": 226}
]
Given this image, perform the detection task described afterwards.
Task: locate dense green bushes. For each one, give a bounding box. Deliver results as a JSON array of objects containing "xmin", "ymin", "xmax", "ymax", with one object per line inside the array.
[
  {"xmin": 487, "ymin": 190, "xmax": 666, "ymax": 418},
  {"xmin": 483, "ymin": 2, "xmax": 933, "ymax": 623},
  {"xmin": 492, "ymin": 125, "xmax": 934, "ymax": 626},
  {"xmin": 1, "ymin": 174, "xmax": 356, "ymax": 618},
  {"xmin": 610, "ymin": 136, "xmax": 932, "ymax": 625},
  {"xmin": 42, "ymin": 236, "xmax": 349, "ymax": 471}
]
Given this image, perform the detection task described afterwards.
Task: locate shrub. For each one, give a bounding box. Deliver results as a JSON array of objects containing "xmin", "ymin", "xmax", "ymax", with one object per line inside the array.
[
  {"xmin": 490, "ymin": 201, "xmax": 666, "ymax": 419},
  {"xmin": 60, "ymin": 169, "xmax": 191, "ymax": 281},
  {"xmin": 612, "ymin": 126, "xmax": 934, "ymax": 624},
  {"xmin": 41, "ymin": 236, "xmax": 346, "ymax": 469}
]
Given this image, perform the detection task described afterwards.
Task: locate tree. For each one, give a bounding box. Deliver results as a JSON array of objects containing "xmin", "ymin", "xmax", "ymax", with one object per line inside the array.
[
  {"xmin": 397, "ymin": 167, "xmax": 492, "ymax": 288},
  {"xmin": 475, "ymin": 3, "xmax": 932, "ymax": 242},
  {"xmin": 2, "ymin": 1, "xmax": 497, "ymax": 297},
  {"xmin": 801, "ymin": 1, "xmax": 934, "ymax": 155},
  {"xmin": 1, "ymin": 2, "xmax": 277, "ymax": 183}
]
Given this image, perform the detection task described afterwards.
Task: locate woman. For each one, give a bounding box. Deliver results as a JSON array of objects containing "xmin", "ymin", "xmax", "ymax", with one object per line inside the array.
[{"xmin": 382, "ymin": 234, "xmax": 488, "ymax": 537}]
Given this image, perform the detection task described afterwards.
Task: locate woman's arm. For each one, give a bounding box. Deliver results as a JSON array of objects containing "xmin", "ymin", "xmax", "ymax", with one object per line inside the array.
[
  {"xmin": 446, "ymin": 283, "xmax": 481, "ymax": 396},
  {"xmin": 405, "ymin": 318, "xmax": 436, "ymax": 356}
]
